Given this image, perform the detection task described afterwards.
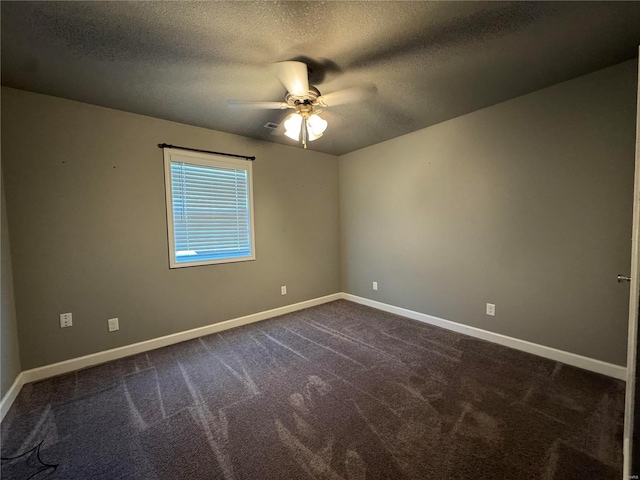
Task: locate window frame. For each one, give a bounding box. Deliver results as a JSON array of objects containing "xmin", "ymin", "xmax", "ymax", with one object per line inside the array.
[{"xmin": 163, "ymin": 147, "xmax": 256, "ymax": 269}]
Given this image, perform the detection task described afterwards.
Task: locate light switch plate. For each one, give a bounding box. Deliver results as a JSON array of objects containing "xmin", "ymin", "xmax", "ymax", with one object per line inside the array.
[{"xmin": 486, "ymin": 303, "xmax": 496, "ymax": 316}]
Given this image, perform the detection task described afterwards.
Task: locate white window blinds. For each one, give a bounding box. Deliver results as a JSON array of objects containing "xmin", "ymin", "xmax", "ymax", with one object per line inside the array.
[{"xmin": 164, "ymin": 149, "xmax": 255, "ymax": 268}]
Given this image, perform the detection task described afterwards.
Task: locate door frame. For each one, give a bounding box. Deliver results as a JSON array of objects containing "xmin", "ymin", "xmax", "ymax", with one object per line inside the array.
[{"xmin": 623, "ymin": 48, "xmax": 640, "ymax": 480}]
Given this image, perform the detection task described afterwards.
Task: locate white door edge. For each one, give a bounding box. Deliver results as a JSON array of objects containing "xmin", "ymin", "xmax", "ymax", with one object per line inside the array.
[{"xmin": 623, "ymin": 47, "xmax": 640, "ymax": 480}]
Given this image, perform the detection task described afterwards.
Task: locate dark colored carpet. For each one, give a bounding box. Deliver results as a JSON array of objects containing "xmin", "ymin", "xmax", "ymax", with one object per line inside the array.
[{"xmin": 1, "ymin": 300, "xmax": 624, "ymax": 479}]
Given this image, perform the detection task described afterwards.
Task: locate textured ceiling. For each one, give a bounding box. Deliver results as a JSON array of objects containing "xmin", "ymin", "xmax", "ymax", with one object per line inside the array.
[{"xmin": 2, "ymin": 1, "xmax": 640, "ymax": 156}]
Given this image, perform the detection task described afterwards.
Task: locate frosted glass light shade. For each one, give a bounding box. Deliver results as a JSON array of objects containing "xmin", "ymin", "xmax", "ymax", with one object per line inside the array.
[
  {"xmin": 284, "ymin": 113, "xmax": 302, "ymax": 141},
  {"xmin": 284, "ymin": 129, "xmax": 300, "ymax": 141},
  {"xmin": 307, "ymin": 129, "xmax": 323, "ymax": 141},
  {"xmin": 307, "ymin": 114, "xmax": 328, "ymax": 135}
]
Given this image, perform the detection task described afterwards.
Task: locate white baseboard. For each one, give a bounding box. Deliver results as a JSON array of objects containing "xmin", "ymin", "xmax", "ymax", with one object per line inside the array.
[
  {"xmin": 1, "ymin": 293, "xmax": 341, "ymax": 419},
  {"xmin": 0, "ymin": 372, "xmax": 25, "ymax": 422},
  {"xmin": 1, "ymin": 290, "xmax": 627, "ymax": 422},
  {"xmin": 343, "ymin": 294, "xmax": 627, "ymax": 381}
]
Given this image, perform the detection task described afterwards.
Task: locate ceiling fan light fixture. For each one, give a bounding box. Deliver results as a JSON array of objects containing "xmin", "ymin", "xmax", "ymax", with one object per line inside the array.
[
  {"xmin": 284, "ymin": 111, "xmax": 328, "ymax": 145},
  {"xmin": 229, "ymin": 61, "xmax": 375, "ymax": 150}
]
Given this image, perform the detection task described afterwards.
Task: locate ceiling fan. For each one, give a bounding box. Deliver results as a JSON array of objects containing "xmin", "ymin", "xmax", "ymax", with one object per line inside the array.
[{"xmin": 228, "ymin": 61, "xmax": 374, "ymax": 149}]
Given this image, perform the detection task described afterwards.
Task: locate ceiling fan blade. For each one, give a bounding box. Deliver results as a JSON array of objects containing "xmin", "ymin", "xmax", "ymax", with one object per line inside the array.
[
  {"xmin": 274, "ymin": 61, "xmax": 310, "ymax": 96},
  {"xmin": 317, "ymin": 84, "xmax": 377, "ymax": 107},
  {"xmin": 228, "ymin": 100, "xmax": 291, "ymax": 110}
]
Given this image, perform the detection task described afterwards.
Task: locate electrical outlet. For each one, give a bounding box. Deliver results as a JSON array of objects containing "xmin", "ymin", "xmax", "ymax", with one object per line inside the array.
[
  {"xmin": 373, "ymin": 281, "xmax": 378, "ymax": 291},
  {"xmin": 486, "ymin": 303, "xmax": 496, "ymax": 316},
  {"xmin": 59, "ymin": 313, "xmax": 73, "ymax": 328},
  {"xmin": 108, "ymin": 317, "xmax": 119, "ymax": 332},
  {"xmin": 281, "ymin": 286, "xmax": 287, "ymax": 295}
]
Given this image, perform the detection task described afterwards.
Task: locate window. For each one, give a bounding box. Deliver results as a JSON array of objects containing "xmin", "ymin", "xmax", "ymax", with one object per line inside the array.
[{"xmin": 163, "ymin": 148, "xmax": 255, "ymax": 268}]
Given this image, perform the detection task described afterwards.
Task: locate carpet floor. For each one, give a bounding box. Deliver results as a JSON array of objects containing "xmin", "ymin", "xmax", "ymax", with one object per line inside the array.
[{"xmin": 1, "ymin": 300, "xmax": 624, "ymax": 479}]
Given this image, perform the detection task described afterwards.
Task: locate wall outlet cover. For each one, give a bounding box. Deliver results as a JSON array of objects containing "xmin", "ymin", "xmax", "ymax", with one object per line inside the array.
[
  {"xmin": 108, "ymin": 317, "xmax": 119, "ymax": 332},
  {"xmin": 59, "ymin": 313, "xmax": 73, "ymax": 328}
]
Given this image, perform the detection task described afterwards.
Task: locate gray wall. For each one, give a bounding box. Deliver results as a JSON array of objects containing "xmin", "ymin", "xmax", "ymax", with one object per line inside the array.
[
  {"xmin": 2, "ymin": 59, "xmax": 637, "ymax": 373},
  {"xmin": 340, "ymin": 59, "xmax": 638, "ymax": 366},
  {"xmin": 1, "ymin": 170, "xmax": 22, "ymax": 396},
  {"xmin": 1, "ymin": 87, "xmax": 340, "ymax": 370}
]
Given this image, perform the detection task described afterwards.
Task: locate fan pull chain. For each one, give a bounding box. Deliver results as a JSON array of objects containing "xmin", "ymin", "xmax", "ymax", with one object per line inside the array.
[{"xmin": 302, "ymin": 117, "xmax": 308, "ymax": 149}]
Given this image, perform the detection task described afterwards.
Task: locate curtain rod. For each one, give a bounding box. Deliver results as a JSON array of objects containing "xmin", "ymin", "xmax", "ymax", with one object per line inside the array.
[{"xmin": 158, "ymin": 143, "xmax": 255, "ymax": 161}]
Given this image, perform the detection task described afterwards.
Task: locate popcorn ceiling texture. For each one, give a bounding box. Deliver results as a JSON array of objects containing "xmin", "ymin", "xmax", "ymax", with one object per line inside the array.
[{"xmin": 1, "ymin": 1, "xmax": 640, "ymax": 155}]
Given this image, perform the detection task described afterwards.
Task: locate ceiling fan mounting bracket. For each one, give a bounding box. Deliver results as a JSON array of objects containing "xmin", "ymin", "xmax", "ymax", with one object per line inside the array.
[
  {"xmin": 285, "ymin": 86, "xmax": 321, "ymax": 108},
  {"xmin": 285, "ymin": 87, "xmax": 325, "ymax": 117}
]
